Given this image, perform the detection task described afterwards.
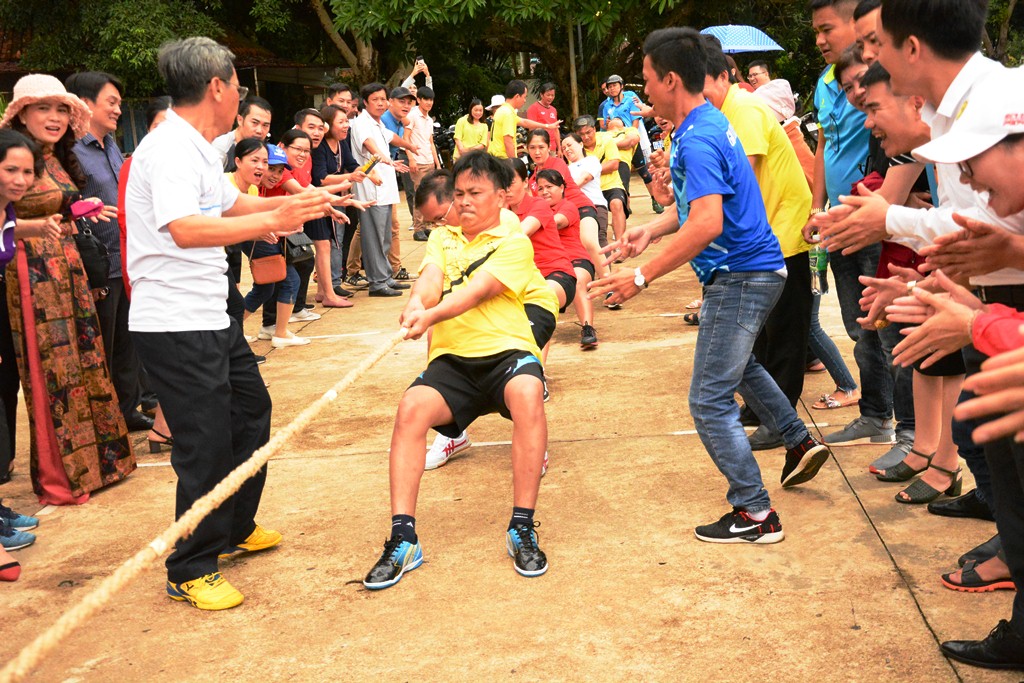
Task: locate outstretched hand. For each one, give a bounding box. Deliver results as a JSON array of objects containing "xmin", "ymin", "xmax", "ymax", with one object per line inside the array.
[
  {"xmin": 817, "ymin": 183, "xmax": 890, "ymax": 254},
  {"xmin": 956, "ymin": 340, "xmax": 1024, "ymax": 443}
]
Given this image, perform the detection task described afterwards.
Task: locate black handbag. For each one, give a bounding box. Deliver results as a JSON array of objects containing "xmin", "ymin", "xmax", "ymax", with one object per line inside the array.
[
  {"xmin": 73, "ymin": 219, "xmax": 111, "ymax": 290},
  {"xmin": 285, "ymin": 233, "xmax": 315, "ymax": 264}
]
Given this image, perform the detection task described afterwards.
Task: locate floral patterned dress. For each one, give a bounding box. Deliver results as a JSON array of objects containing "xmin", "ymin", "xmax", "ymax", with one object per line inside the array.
[{"xmin": 7, "ymin": 151, "xmax": 134, "ymax": 505}]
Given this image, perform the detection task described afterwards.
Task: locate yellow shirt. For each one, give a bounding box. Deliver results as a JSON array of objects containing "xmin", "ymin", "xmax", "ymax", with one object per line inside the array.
[
  {"xmin": 609, "ymin": 128, "xmax": 639, "ymax": 164},
  {"xmin": 420, "ymin": 213, "xmax": 541, "ymax": 361},
  {"xmin": 487, "ymin": 103, "xmax": 519, "ymax": 158},
  {"xmin": 226, "ymin": 172, "xmax": 259, "ymax": 196},
  {"xmin": 720, "ymin": 84, "xmax": 812, "ymax": 257},
  {"xmin": 454, "ymin": 115, "xmax": 488, "ymax": 160},
  {"xmin": 592, "ymin": 132, "xmax": 624, "ymax": 192}
]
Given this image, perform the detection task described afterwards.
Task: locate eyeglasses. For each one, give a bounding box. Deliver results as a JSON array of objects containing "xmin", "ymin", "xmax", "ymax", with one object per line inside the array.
[
  {"xmin": 747, "ymin": 71, "xmax": 766, "ymax": 81},
  {"xmin": 287, "ymin": 145, "xmax": 311, "ymax": 156},
  {"xmin": 210, "ymin": 77, "xmax": 248, "ymax": 100},
  {"xmin": 425, "ymin": 201, "xmax": 454, "ymax": 228},
  {"xmin": 958, "ymin": 159, "xmax": 973, "ymax": 179}
]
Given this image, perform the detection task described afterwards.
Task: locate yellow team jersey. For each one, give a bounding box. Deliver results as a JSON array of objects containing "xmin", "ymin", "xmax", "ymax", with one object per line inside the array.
[
  {"xmin": 609, "ymin": 128, "xmax": 639, "ymax": 164},
  {"xmin": 226, "ymin": 172, "xmax": 259, "ymax": 196},
  {"xmin": 593, "ymin": 132, "xmax": 625, "ymax": 192},
  {"xmin": 420, "ymin": 214, "xmax": 541, "ymax": 362},
  {"xmin": 720, "ymin": 84, "xmax": 812, "ymax": 257},
  {"xmin": 454, "ymin": 115, "xmax": 488, "ymax": 160},
  {"xmin": 487, "ymin": 103, "xmax": 519, "ymax": 158}
]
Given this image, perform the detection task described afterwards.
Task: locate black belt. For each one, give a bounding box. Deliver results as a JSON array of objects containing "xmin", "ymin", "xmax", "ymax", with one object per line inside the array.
[{"xmin": 974, "ymin": 284, "xmax": 1024, "ymax": 308}]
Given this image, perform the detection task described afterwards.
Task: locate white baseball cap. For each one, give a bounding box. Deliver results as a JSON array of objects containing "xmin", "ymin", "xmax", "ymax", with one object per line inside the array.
[
  {"xmin": 914, "ymin": 67, "xmax": 1024, "ymax": 164},
  {"xmin": 485, "ymin": 94, "xmax": 505, "ymax": 111}
]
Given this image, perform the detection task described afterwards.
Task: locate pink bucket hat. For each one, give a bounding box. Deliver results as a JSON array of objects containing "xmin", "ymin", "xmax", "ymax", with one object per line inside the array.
[{"xmin": 0, "ymin": 74, "xmax": 92, "ymax": 139}]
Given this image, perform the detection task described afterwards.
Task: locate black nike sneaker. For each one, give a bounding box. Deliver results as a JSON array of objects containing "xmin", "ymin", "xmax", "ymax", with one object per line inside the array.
[{"xmin": 694, "ymin": 508, "xmax": 784, "ymax": 544}]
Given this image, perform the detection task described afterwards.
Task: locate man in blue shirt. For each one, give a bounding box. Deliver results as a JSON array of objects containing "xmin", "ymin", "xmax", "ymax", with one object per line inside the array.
[
  {"xmin": 591, "ymin": 27, "xmax": 831, "ymax": 544},
  {"xmin": 67, "ymin": 71, "xmax": 153, "ymax": 434},
  {"xmin": 808, "ymin": 0, "xmax": 898, "ymax": 452},
  {"xmin": 598, "ymin": 75, "xmax": 664, "ymax": 214}
]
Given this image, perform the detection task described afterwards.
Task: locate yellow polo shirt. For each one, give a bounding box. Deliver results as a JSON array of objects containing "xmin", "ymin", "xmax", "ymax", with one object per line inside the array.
[
  {"xmin": 720, "ymin": 84, "xmax": 811, "ymax": 257},
  {"xmin": 420, "ymin": 213, "xmax": 541, "ymax": 361},
  {"xmin": 487, "ymin": 103, "xmax": 519, "ymax": 158},
  {"xmin": 593, "ymin": 132, "xmax": 625, "ymax": 192},
  {"xmin": 609, "ymin": 128, "xmax": 639, "ymax": 164}
]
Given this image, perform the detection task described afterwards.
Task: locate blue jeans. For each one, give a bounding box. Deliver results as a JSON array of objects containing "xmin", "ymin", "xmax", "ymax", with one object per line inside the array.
[
  {"xmin": 955, "ymin": 345, "xmax": 994, "ymax": 511},
  {"xmin": 808, "ymin": 292, "xmax": 858, "ymax": 393},
  {"xmin": 878, "ymin": 320, "xmax": 915, "ymax": 436},
  {"xmin": 829, "ymin": 246, "xmax": 893, "ymax": 421},
  {"xmin": 690, "ymin": 271, "xmax": 808, "ymax": 512}
]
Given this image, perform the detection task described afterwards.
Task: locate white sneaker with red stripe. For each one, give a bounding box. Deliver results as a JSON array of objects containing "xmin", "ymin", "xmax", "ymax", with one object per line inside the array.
[{"xmin": 424, "ymin": 431, "xmax": 472, "ymax": 470}]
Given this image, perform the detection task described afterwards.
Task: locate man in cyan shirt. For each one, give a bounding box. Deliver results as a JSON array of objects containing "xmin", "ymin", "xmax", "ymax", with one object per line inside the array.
[{"xmin": 592, "ymin": 28, "xmax": 830, "ymax": 545}]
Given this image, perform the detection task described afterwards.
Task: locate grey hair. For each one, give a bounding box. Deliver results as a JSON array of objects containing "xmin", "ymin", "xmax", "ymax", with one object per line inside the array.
[{"xmin": 158, "ymin": 37, "xmax": 235, "ymax": 106}]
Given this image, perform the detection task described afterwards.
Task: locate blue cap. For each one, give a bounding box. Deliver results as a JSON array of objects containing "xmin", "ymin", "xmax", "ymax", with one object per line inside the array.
[{"xmin": 266, "ymin": 144, "xmax": 291, "ymax": 169}]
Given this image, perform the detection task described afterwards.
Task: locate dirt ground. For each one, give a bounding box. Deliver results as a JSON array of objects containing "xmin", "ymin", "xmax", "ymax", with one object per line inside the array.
[{"xmin": 1, "ymin": 182, "xmax": 1018, "ymax": 682}]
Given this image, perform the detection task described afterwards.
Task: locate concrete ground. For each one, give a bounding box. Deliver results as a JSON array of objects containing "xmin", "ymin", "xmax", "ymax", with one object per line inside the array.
[{"xmin": 0, "ymin": 185, "xmax": 1018, "ymax": 682}]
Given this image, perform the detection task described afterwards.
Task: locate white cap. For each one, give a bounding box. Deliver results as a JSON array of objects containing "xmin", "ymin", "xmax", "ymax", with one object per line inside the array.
[
  {"xmin": 914, "ymin": 67, "xmax": 1024, "ymax": 164},
  {"xmin": 485, "ymin": 94, "xmax": 505, "ymax": 110}
]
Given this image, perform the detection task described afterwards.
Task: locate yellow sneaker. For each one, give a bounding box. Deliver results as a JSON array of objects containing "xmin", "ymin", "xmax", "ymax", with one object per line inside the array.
[
  {"xmin": 166, "ymin": 572, "xmax": 244, "ymax": 610},
  {"xmin": 218, "ymin": 524, "xmax": 282, "ymax": 560}
]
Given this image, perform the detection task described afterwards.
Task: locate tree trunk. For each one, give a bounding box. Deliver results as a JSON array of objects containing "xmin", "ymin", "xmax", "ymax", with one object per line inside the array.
[{"xmin": 310, "ymin": 0, "xmax": 376, "ymax": 81}]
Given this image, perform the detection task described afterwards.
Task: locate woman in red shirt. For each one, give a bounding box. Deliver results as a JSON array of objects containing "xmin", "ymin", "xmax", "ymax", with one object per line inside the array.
[{"xmin": 535, "ymin": 169, "xmax": 597, "ymax": 349}]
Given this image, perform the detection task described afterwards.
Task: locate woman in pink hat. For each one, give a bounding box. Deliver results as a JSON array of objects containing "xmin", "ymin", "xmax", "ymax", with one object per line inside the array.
[{"xmin": 0, "ymin": 73, "xmax": 135, "ymax": 505}]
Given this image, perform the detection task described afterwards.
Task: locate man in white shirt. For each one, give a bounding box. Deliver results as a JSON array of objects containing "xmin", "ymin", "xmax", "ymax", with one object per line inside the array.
[
  {"xmin": 126, "ymin": 37, "xmax": 337, "ymax": 611},
  {"xmin": 407, "ymin": 86, "xmax": 441, "ymax": 240},
  {"xmin": 350, "ymin": 82, "xmax": 415, "ymax": 297}
]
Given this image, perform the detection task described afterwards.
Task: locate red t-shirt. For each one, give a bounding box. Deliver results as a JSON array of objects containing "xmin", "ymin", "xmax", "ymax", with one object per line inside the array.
[
  {"xmin": 526, "ymin": 102, "xmax": 560, "ymax": 151},
  {"xmin": 552, "ymin": 199, "xmax": 589, "ymax": 262},
  {"xmin": 529, "ymin": 156, "xmax": 594, "ymax": 212},
  {"xmin": 285, "ymin": 166, "xmax": 312, "ymax": 189},
  {"xmin": 513, "ymin": 194, "xmax": 573, "ymax": 277}
]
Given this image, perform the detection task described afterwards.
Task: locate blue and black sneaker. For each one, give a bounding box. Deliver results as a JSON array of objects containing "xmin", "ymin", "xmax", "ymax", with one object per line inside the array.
[
  {"xmin": 0, "ymin": 501, "xmax": 38, "ymax": 531},
  {"xmin": 363, "ymin": 536, "xmax": 423, "ymax": 590},
  {"xmin": 0, "ymin": 520, "xmax": 35, "ymax": 551},
  {"xmin": 506, "ymin": 522, "xmax": 548, "ymax": 577}
]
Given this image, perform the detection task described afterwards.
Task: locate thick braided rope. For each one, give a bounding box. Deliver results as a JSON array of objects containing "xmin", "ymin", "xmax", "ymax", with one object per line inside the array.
[{"xmin": 0, "ymin": 329, "xmax": 407, "ymax": 683}]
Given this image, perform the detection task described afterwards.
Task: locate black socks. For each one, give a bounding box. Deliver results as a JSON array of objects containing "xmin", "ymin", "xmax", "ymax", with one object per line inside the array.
[
  {"xmin": 508, "ymin": 507, "xmax": 535, "ymax": 530},
  {"xmin": 391, "ymin": 514, "xmax": 417, "ymax": 543}
]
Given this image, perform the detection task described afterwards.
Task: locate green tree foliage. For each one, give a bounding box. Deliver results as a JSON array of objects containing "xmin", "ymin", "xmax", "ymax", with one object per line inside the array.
[{"xmin": 0, "ymin": 0, "xmax": 222, "ymax": 94}]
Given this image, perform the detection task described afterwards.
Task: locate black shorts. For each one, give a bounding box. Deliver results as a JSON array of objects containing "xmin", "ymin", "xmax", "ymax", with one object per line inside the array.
[
  {"xmin": 572, "ymin": 258, "xmax": 596, "ymax": 280},
  {"xmin": 602, "ymin": 188, "xmax": 631, "ymax": 218},
  {"xmin": 579, "ymin": 204, "xmax": 598, "ymax": 222},
  {"xmin": 410, "ymin": 350, "xmax": 545, "ymax": 438},
  {"xmin": 545, "ymin": 269, "xmax": 577, "ymax": 312},
  {"xmin": 617, "ymin": 160, "xmax": 631, "ymax": 192},
  {"xmin": 525, "ymin": 303, "xmax": 556, "ymax": 348},
  {"xmin": 914, "ymin": 349, "xmax": 967, "ymax": 377},
  {"xmin": 304, "ymin": 216, "xmax": 333, "ymax": 242}
]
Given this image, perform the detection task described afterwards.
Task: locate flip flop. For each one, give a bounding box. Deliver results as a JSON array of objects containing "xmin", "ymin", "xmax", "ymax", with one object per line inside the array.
[
  {"xmin": 685, "ymin": 298, "xmax": 702, "ymax": 310},
  {"xmin": 941, "ymin": 560, "xmax": 1016, "ymax": 593},
  {"xmin": 812, "ymin": 389, "xmax": 860, "ymax": 410}
]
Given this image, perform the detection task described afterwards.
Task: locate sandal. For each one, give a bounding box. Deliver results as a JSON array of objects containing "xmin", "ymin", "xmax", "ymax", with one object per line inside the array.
[
  {"xmin": 875, "ymin": 448, "xmax": 934, "ymax": 482},
  {"xmin": 683, "ymin": 312, "xmax": 700, "ymax": 326},
  {"xmin": 685, "ymin": 298, "xmax": 702, "ymax": 310},
  {"xmin": 147, "ymin": 429, "xmax": 174, "ymax": 454},
  {"xmin": 895, "ymin": 464, "xmax": 963, "ymax": 504},
  {"xmin": 806, "ymin": 360, "xmax": 826, "ymax": 373},
  {"xmin": 811, "ymin": 388, "xmax": 860, "ymax": 410},
  {"xmin": 941, "ymin": 556, "xmax": 1015, "ymax": 593}
]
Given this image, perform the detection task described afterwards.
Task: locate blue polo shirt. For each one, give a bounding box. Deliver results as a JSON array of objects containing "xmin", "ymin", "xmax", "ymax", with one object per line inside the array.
[
  {"xmin": 381, "ymin": 110, "xmax": 403, "ymax": 160},
  {"xmin": 671, "ymin": 102, "xmax": 783, "ymax": 284},
  {"xmin": 813, "ymin": 64, "xmax": 869, "ymax": 206},
  {"xmin": 599, "ymin": 90, "xmax": 642, "ymax": 127}
]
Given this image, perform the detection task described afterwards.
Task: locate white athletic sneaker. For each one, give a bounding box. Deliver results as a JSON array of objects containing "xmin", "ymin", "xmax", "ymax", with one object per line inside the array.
[
  {"xmin": 289, "ymin": 309, "xmax": 321, "ymax": 323},
  {"xmin": 243, "ymin": 334, "xmax": 257, "ymax": 343},
  {"xmin": 271, "ymin": 333, "xmax": 311, "ymax": 348},
  {"xmin": 424, "ymin": 431, "xmax": 472, "ymax": 470},
  {"xmin": 257, "ymin": 325, "xmax": 275, "ymax": 340}
]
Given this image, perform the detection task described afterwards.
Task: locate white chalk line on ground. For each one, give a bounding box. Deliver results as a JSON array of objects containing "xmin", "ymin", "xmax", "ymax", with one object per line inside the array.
[{"xmin": 292, "ymin": 330, "xmax": 385, "ymax": 341}]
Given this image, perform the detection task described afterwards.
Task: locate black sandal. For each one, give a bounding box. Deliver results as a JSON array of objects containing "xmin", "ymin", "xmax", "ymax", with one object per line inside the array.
[
  {"xmin": 895, "ymin": 463, "xmax": 962, "ymax": 504},
  {"xmin": 683, "ymin": 312, "xmax": 700, "ymax": 326},
  {"xmin": 876, "ymin": 448, "xmax": 933, "ymax": 482},
  {"xmin": 148, "ymin": 429, "xmax": 174, "ymax": 454}
]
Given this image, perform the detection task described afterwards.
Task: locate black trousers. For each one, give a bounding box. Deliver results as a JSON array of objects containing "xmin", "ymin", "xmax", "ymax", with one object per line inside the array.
[
  {"xmin": 133, "ymin": 322, "xmax": 271, "ymax": 583},
  {"xmin": 94, "ymin": 277, "xmax": 143, "ymax": 418},
  {"xmin": 985, "ymin": 432, "xmax": 1024, "ymax": 635},
  {"xmin": 752, "ymin": 251, "xmax": 812, "ymax": 407},
  {"xmin": 0, "ymin": 279, "xmax": 19, "ymax": 482},
  {"xmin": 262, "ymin": 257, "xmax": 314, "ymax": 327}
]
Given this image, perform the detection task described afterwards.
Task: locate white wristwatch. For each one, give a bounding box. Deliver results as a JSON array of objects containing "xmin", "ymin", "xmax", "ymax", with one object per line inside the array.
[{"xmin": 634, "ymin": 267, "xmax": 648, "ymax": 289}]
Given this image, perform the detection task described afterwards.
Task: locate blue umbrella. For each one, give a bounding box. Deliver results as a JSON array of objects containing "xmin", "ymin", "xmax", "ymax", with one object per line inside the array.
[{"xmin": 701, "ymin": 25, "xmax": 784, "ymax": 53}]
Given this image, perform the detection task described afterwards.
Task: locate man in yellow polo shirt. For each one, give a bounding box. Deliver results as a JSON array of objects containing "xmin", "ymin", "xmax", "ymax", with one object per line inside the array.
[
  {"xmin": 363, "ymin": 151, "xmax": 550, "ymax": 591},
  {"xmin": 487, "ymin": 80, "xmax": 562, "ymax": 159},
  {"xmin": 702, "ymin": 38, "xmax": 814, "ymax": 450}
]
